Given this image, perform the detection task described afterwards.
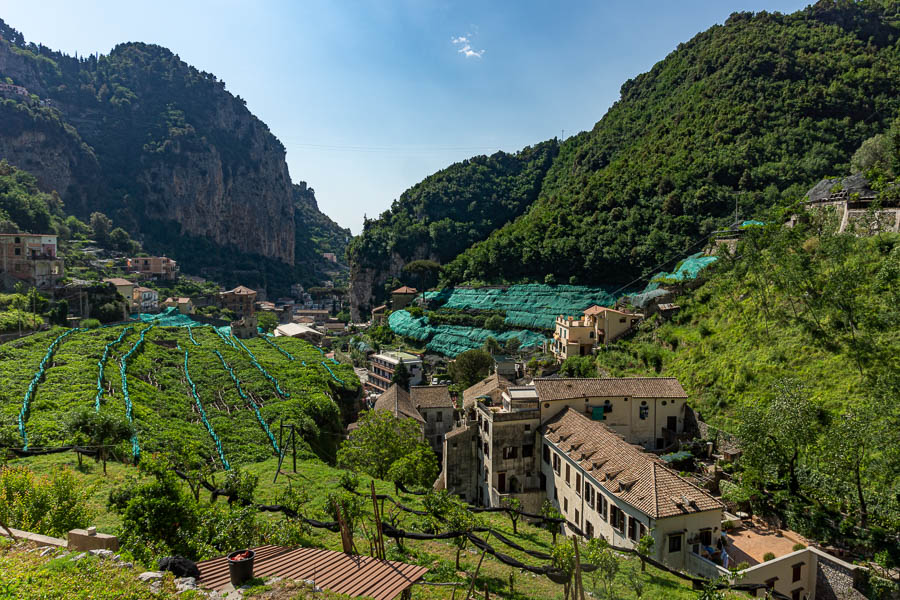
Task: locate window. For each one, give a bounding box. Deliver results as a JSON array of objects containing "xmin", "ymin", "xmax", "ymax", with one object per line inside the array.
[
  {"xmin": 522, "ymin": 444, "xmax": 533, "ymax": 458},
  {"xmin": 564, "ymin": 497, "xmax": 568, "ymax": 513},
  {"xmin": 598, "ymin": 493, "xmax": 608, "ymax": 521},
  {"xmin": 436, "ymin": 412, "xmax": 443, "ymax": 422},
  {"xmin": 628, "ymin": 517, "xmax": 639, "ymax": 541},
  {"xmin": 553, "ymin": 453, "xmax": 561, "ymax": 475},
  {"xmin": 585, "ymin": 482, "xmax": 594, "ymax": 508},
  {"xmin": 619, "ymin": 317, "xmax": 626, "ymax": 323},
  {"xmin": 586, "ymin": 522, "xmax": 594, "ymax": 539},
  {"xmin": 792, "ymin": 563, "xmax": 803, "ymax": 583},
  {"xmin": 668, "ymin": 534, "xmax": 682, "ymax": 553},
  {"xmin": 543, "ymin": 444, "xmax": 551, "ymax": 464},
  {"xmin": 791, "ymin": 589, "xmax": 803, "ymax": 600},
  {"xmin": 639, "ymin": 405, "xmax": 649, "ymax": 420},
  {"xmin": 565, "ymin": 463, "xmax": 571, "ymax": 484},
  {"xmin": 483, "ymin": 442, "xmax": 489, "ymax": 456},
  {"xmin": 503, "ymin": 446, "xmax": 518, "ymax": 459},
  {"xmin": 575, "ymin": 509, "xmax": 580, "ymax": 526},
  {"xmin": 700, "ymin": 529, "xmax": 712, "ymax": 546},
  {"xmin": 589, "ymin": 331, "xmax": 595, "ymax": 339},
  {"xmin": 610, "ymin": 506, "xmax": 625, "ymax": 531},
  {"xmin": 14, "ymin": 248, "xmax": 20, "ymax": 255},
  {"xmin": 575, "ymin": 473, "xmax": 582, "ymax": 495}
]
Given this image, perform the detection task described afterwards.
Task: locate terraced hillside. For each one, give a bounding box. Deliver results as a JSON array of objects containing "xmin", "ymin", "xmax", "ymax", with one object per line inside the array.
[{"xmin": 0, "ymin": 324, "xmax": 360, "ymax": 465}]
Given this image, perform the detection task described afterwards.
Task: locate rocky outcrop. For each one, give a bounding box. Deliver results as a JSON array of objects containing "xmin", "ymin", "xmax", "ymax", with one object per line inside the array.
[{"xmin": 349, "ymin": 246, "xmax": 431, "ymax": 321}]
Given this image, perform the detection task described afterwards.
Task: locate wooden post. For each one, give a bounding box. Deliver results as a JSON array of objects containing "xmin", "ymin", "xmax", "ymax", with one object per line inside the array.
[
  {"xmin": 573, "ymin": 535, "xmax": 585, "ymax": 600},
  {"xmin": 291, "ymin": 425, "xmax": 297, "ymax": 473},
  {"xmin": 370, "ymin": 481, "xmax": 385, "ymax": 559},
  {"xmin": 464, "ymin": 530, "xmax": 492, "ymax": 600}
]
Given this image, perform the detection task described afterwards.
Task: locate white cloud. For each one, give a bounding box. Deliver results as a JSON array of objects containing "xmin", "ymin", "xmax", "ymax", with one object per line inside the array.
[{"xmin": 452, "ymin": 34, "xmax": 484, "ymax": 59}]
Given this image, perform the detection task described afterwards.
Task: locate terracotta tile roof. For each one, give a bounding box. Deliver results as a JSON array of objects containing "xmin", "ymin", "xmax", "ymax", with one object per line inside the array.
[
  {"xmin": 543, "ymin": 408, "xmax": 722, "ymax": 519},
  {"xmin": 411, "ymin": 385, "xmax": 453, "ymax": 409},
  {"xmin": 374, "ymin": 384, "xmax": 425, "ymax": 423},
  {"xmin": 371, "ymin": 304, "xmax": 387, "ymax": 312},
  {"xmin": 462, "ymin": 373, "xmax": 511, "ymax": 409},
  {"xmin": 103, "ymin": 277, "xmax": 133, "ymax": 286},
  {"xmin": 583, "ymin": 305, "xmax": 635, "ymax": 316},
  {"xmin": 392, "ymin": 286, "xmax": 417, "ymax": 294},
  {"xmin": 224, "ymin": 285, "xmax": 257, "ymax": 295},
  {"xmin": 534, "ymin": 377, "xmax": 687, "ymax": 400}
]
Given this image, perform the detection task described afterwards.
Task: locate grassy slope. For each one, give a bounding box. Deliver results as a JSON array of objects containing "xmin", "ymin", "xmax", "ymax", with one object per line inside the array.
[
  {"xmin": 596, "ymin": 229, "xmax": 900, "ymax": 425},
  {"xmin": 0, "ymin": 325, "xmax": 360, "ymax": 465},
  {"xmin": 7, "ymin": 452, "xmax": 715, "ymax": 600}
]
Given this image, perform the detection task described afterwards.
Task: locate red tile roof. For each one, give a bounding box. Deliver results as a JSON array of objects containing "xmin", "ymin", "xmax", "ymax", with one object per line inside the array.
[
  {"xmin": 374, "ymin": 384, "xmax": 425, "ymax": 423},
  {"xmin": 534, "ymin": 377, "xmax": 687, "ymax": 400},
  {"xmin": 462, "ymin": 373, "xmax": 511, "ymax": 409},
  {"xmin": 391, "ymin": 286, "xmax": 417, "ymax": 294},
  {"xmin": 224, "ymin": 285, "xmax": 257, "ymax": 295},
  {"xmin": 411, "ymin": 385, "xmax": 453, "ymax": 409},
  {"xmin": 543, "ymin": 408, "xmax": 722, "ymax": 519}
]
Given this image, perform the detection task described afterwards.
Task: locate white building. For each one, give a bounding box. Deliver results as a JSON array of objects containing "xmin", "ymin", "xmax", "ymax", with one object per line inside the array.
[{"xmin": 366, "ymin": 351, "xmax": 423, "ymax": 394}]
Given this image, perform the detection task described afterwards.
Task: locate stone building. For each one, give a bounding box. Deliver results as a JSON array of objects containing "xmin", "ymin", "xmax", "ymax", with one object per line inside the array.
[
  {"xmin": 533, "ymin": 377, "xmax": 688, "ymax": 451},
  {"xmin": 390, "ymin": 286, "xmax": 418, "ymax": 310},
  {"xmin": 127, "ymin": 256, "xmax": 178, "ymax": 280},
  {"xmin": 0, "ymin": 233, "xmax": 64, "ymax": 288},
  {"xmin": 371, "ymin": 384, "xmax": 425, "ymax": 437},
  {"xmin": 411, "ymin": 385, "xmax": 455, "ymax": 456},
  {"xmin": 462, "ymin": 373, "xmax": 511, "ymax": 414},
  {"xmin": 132, "ymin": 286, "xmax": 158, "ymax": 313},
  {"xmin": 220, "ymin": 285, "xmax": 257, "ymax": 317}
]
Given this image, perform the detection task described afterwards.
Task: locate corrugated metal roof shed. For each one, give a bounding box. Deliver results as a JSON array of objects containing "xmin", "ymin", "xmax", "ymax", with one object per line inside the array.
[{"xmin": 197, "ymin": 545, "xmax": 428, "ymax": 599}]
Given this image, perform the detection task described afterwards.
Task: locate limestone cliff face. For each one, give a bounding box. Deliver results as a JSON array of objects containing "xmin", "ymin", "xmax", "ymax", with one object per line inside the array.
[
  {"xmin": 0, "ymin": 29, "xmax": 295, "ymax": 265},
  {"xmin": 349, "ymin": 246, "xmax": 432, "ymax": 321}
]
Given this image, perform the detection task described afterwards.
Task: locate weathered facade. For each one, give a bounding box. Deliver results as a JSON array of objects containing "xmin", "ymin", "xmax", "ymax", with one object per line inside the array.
[
  {"xmin": 220, "ymin": 285, "xmax": 257, "ymax": 317},
  {"xmin": 411, "ymin": 385, "xmax": 455, "ymax": 456},
  {"xmin": 0, "ymin": 233, "xmax": 63, "ymax": 288},
  {"xmin": 127, "ymin": 256, "xmax": 178, "ymax": 280},
  {"xmin": 549, "ymin": 305, "xmax": 643, "ymax": 361}
]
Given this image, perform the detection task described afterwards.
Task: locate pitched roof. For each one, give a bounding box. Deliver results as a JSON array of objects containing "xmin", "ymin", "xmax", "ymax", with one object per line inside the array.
[
  {"xmin": 583, "ymin": 305, "xmax": 635, "ymax": 316},
  {"xmin": 543, "ymin": 408, "xmax": 722, "ymax": 519},
  {"xmin": 411, "ymin": 385, "xmax": 453, "ymax": 409},
  {"xmin": 133, "ymin": 286, "xmax": 154, "ymax": 293},
  {"xmin": 462, "ymin": 373, "xmax": 511, "ymax": 409},
  {"xmin": 534, "ymin": 377, "xmax": 687, "ymax": 401},
  {"xmin": 392, "ymin": 286, "xmax": 417, "ymax": 294},
  {"xmin": 374, "ymin": 384, "xmax": 425, "ymax": 423},
  {"xmin": 103, "ymin": 277, "xmax": 133, "ymax": 286},
  {"xmin": 224, "ymin": 285, "xmax": 257, "ymax": 295},
  {"xmin": 371, "ymin": 305, "xmax": 388, "ymax": 312}
]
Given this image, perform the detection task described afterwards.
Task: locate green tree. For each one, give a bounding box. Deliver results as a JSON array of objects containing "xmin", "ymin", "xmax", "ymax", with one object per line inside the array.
[
  {"xmin": 560, "ymin": 355, "xmax": 596, "ymax": 377},
  {"xmin": 501, "ymin": 496, "xmax": 522, "ymax": 533},
  {"xmin": 484, "ymin": 314, "xmax": 504, "ymax": 331},
  {"xmin": 257, "ymin": 311, "xmax": 278, "ymax": 333},
  {"xmin": 540, "ymin": 499, "xmax": 562, "ymax": 544},
  {"xmin": 65, "ymin": 408, "xmax": 133, "ymax": 475},
  {"xmin": 391, "ymin": 361, "xmax": 411, "ymax": 390},
  {"xmin": 449, "ymin": 349, "xmax": 494, "ymax": 388},
  {"xmin": 108, "ymin": 227, "xmax": 133, "ymax": 252},
  {"xmin": 386, "ymin": 443, "xmax": 439, "ymax": 488},
  {"xmin": 736, "ymin": 379, "xmax": 820, "ymax": 495},
  {"xmin": 337, "ymin": 410, "xmax": 423, "ymax": 480},
  {"xmin": 583, "ymin": 537, "xmax": 618, "ymax": 600},
  {"xmin": 90, "ymin": 212, "xmax": 113, "ymax": 245},
  {"xmin": 549, "ymin": 538, "xmax": 576, "ymax": 600},
  {"xmin": 423, "ymin": 490, "xmax": 479, "ymax": 569},
  {"xmin": 635, "ymin": 532, "xmax": 655, "ymax": 572}
]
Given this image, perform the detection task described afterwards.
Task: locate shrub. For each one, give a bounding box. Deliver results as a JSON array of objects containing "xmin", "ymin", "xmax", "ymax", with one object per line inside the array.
[
  {"xmin": 721, "ymin": 519, "xmax": 735, "ymax": 531},
  {"xmin": 736, "ymin": 561, "xmax": 751, "ymax": 570},
  {"xmin": 763, "ymin": 552, "xmax": 776, "ymax": 561},
  {"xmin": 0, "ymin": 465, "xmax": 93, "ymax": 537},
  {"xmin": 81, "ymin": 318, "xmax": 101, "ymax": 329},
  {"xmin": 792, "ymin": 543, "xmax": 806, "ymax": 551}
]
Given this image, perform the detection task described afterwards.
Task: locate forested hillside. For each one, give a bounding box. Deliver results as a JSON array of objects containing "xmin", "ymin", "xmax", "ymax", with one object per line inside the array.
[
  {"xmin": 349, "ymin": 1, "xmax": 900, "ymax": 301},
  {"xmin": 446, "ymin": 2, "xmax": 900, "ymax": 284},
  {"xmin": 0, "ymin": 19, "xmax": 343, "ymax": 292},
  {"xmin": 347, "ymin": 141, "xmax": 558, "ymax": 317}
]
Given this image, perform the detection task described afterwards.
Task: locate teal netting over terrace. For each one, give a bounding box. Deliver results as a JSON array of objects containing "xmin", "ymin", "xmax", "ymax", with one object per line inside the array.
[
  {"xmin": 424, "ymin": 284, "xmax": 619, "ymax": 331},
  {"xmin": 388, "ymin": 310, "xmax": 546, "ymax": 357},
  {"xmin": 649, "ymin": 252, "xmax": 718, "ymax": 284},
  {"xmin": 136, "ymin": 307, "xmax": 232, "ymax": 336}
]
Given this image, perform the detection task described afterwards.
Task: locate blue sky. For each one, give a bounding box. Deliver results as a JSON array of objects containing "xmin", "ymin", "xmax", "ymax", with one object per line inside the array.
[{"xmin": 4, "ymin": 0, "xmax": 809, "ymax": 233}]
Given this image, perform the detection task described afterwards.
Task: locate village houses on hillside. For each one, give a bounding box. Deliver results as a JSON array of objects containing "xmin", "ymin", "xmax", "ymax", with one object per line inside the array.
[{"xmin": 548, "ymin": 305, "xmax": 643, "ymax": 361}]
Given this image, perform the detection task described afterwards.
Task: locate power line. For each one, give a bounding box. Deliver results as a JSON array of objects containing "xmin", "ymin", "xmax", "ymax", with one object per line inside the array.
[{"xmin": 282, "ymin": 141, "xmax": 504, "ymax": 154}]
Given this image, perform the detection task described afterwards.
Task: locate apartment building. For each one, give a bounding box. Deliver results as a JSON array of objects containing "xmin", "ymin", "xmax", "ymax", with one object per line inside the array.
[
  {"xmin": 365, "ymin": 351, "xmax": 423, "ymax": 395},
  {"xmin": 542, "ymin": 407, "xmax": 723, "ymax": 571},
  {"xmin": 549, "ymin": 305, "xmax": 643, "ymax": 361},
  {"xmin": 0, "ymin": 233, "xmax": 64, "ymax": 288},
  {"xmin": 132, "ymin": 286, "xmax": 159, "ymax": 313},
  {"xmin": 127, "ymin": 256, "xmax": 178, "ymax": 280}
]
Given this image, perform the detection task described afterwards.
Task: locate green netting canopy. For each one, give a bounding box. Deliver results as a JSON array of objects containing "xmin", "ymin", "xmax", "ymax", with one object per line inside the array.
[
  {"xmin": 423, "ymin": 284, "xmax": 619, "ymax": 331},
  {"xmin": 136, "ymin": 307, "xmax": 232, "ymax": 336},
  {"xmin": 388, "ymin": 310, "xmax": 546, "ymax": 357},
  {"xmin": 650, "ymin": 252, "xmax": 718, "ymax": 284}
]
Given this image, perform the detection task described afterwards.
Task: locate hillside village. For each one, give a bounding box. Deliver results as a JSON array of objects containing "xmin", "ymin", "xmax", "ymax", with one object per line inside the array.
[{"xmin": 2, "ymin": 4, "xmax": 900, "ymax": 600}]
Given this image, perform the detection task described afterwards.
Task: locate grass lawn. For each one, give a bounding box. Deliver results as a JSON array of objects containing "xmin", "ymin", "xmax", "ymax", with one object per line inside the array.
[{"xmin": 5, "ymin": 452, "xmax": 732, "ymax": 599}]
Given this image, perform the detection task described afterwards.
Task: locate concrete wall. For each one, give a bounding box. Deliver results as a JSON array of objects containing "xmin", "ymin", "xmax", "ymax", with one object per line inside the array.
[
  {"xmin": 443, "ymin": 425, "xmax": 478, "ymax": 503},
  {"xmin": 421, "ymin": 406, "xmax": 454, "ymax": 456}
]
